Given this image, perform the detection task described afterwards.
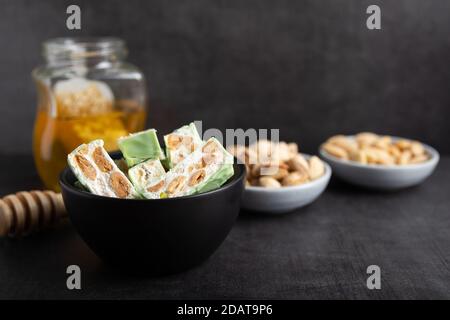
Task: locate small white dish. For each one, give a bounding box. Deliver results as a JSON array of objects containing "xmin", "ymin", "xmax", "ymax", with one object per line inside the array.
[
  {"xmin": 319, "ymin": 136, "xmax": 440, "ymax": 190},
  {"xmin": 241, "ymin": 155, "xmax": 332, "ymax": 214}
]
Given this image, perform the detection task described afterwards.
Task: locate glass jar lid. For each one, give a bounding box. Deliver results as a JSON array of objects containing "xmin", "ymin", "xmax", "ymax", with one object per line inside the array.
[{"xmin": 43, "ymin": 37, "xmax": 128, "ymax": 66}]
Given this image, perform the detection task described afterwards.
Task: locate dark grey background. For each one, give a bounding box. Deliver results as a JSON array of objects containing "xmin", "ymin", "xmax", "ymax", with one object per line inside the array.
[{"xmin": 0, "ymin": 0, "xmax": 449, "ymax": 154}]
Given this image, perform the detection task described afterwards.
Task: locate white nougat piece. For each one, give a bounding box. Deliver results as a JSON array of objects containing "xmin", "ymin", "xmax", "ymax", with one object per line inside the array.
[
  {"xmin": 128, "ymin": 159, "xmax": 167, "ymax": 199},
  {"xmin": 164, "ymin": 122, "xmax": 203, "ymax": 168},
  {"xmin": 163, "ymin": 137, "xmax": 234, "ymax": 198},
  {"xmin": 67, "ymin": 139, "xmax": 137, "ymax": 199}
]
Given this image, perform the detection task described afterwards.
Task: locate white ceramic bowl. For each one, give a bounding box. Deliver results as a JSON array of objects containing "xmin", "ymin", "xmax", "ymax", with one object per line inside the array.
[
  {"xmin": 319, "ymin": 136, "xmax": 440, "ymax": 190},
  {"xmin": 241, "ymin": 155, "xmax": 332, "ymax": 214}
]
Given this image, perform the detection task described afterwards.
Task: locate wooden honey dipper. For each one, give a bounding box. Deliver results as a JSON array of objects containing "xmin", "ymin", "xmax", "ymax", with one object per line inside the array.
[{"xmin": 0, "ymin": 190, "xmax": 67, "ymax": 238}]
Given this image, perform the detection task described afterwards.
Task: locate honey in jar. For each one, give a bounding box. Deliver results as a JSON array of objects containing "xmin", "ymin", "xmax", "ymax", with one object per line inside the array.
[{"xmin": 32, "ymin": 38, "xmax": 147, "ymax": 190}]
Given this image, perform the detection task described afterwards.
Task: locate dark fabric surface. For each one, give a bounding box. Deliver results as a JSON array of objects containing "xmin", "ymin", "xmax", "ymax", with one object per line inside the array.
[
  {"xmin": 0, "ymin": 154, "xmax": 449, "ymax": 299},
  {"xmin": 1, "ymin": 0, "xmax": 450, "ymax": 154}
]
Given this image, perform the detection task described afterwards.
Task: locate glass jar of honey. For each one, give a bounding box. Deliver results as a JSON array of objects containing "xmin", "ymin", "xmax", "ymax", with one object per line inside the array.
[{"xmin": 32, "ymin": 38, "xmax": 147, "ymax": 191}]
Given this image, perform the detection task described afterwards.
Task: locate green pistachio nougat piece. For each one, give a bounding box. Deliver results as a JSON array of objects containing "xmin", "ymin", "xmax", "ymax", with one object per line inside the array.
[
  {"xmin": 67, "ymin": 139, "xmax": 138, "ymax": 199},
  {"xmin": 163, "ymin": 122, "xmax": 203, "ymax": 169},
  {"xmin": 164, "ymin": 137, "xmax": 234, "ymax": 198},
  {"xmin": 128, "ymin": 159, "xmax": 167, "ymax": 199},
  {"xmin": 118, "ymin": 129, "xmax": 164, "ymax": 167}
]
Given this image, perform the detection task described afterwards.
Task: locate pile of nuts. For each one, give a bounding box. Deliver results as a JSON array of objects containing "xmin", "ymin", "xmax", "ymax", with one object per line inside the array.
[
  {"xmin": 228, "ymin": 140, "xmax": 325, "ymax": 188},
  {"xmin": 322, "ymin": 132, "xmax": 429, "ymax": 165},
  {"xmin": 56, "ymin": 83, "xmax": 113, "ymax": 118}
]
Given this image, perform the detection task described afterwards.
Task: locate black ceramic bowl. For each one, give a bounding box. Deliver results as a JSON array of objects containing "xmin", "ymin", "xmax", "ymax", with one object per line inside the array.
[{"xmin": 60, "ymin": 154, "xmax": 245, "ymax": 276}]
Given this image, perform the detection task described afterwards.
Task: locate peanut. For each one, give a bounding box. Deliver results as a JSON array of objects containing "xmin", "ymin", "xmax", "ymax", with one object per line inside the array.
[
  {"xmin": 259, "ymin": 177, "xmax": 282, "ymax": 188},
  {"xmin": 322, "ymin": 143, "xmax": 348, "ymax": 159},
  {"xmin": 202, "ymin": 153, "xmax": 217, "ymax": 167},
  {"xmin": 182, "ymin": 136, "xmax": 193, "ymax": 146},
  {"xmin": 92, "ymin": 147, "xmax": 113, "ymax": 172},
  {"xmin": 376, "ymin": 150, "xmax": 395, "ymax": 165},
  {"xmin": 270, "ymin": 167, "xmax": 289, "ymax": 180},
  {"xmin": 398, "ymin": 150, "xmax": 412, "ymax": 165},
  {"xmin": 188, "ymin": 170, "xmax": 206, "ymax": 186},
  {"xmin": 147, "ymin": 180, "xmax": 165, "ymax": 193},
  {"xmin": 328, "ymin": 136, "xmax": 358, "ymax": 153},
  {"xmin": 277, "ymin": 142, "xmax": 291, "ymax": 161},
  {"xmin": 388, "ymin": 145, "xmax": 401, "ymax": 158},
  {"xmin": 396, "ymin": 139, "xmax": 412, "ymax": 150},
  {"xmin": 75, "ymin": 154, "xmax": 97, "ymax": 180},
  {"xmin": 410, "ymin": 142, "xmax": 424, "ymax": 156},
  {"xmin": 374, "ymin": 136, "xmax": 392, "ymax": 149},
  {"xmin": 109, "ymin": 172, "xmax": 131, "ymax": 198},
  {"xmin": 202, "ymin": 140, "xmax": 219, "ymax": 153},
  {"xmin": 282, "ymin": 171, "xmax": 309, "ymax": 186},
  {"xmin": 166, "ymin": 176, "xmax": 186, "ymax": 194},
  {"xmin": 364, "ymin": 147, "xmax": 380, "ymax": 164},
  {"xmin": 167, "ymin": 134, "xmax": 182, "ymax": 148},
  {"xmin": 287, "ymin": 154, "xmax": 309, "ymax": 172},
  {"xmin": 351, "ymin": 150, "xmax": 368, "ymax": 164},
  {"xmin": 308, "ymin": 156, "xmax": 325, "ymax": 179}
]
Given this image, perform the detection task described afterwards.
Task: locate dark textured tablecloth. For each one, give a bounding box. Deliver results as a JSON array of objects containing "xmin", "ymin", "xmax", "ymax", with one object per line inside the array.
[{"xmin": 0, "ymin": 154, "xmax": 449, "ymax": 299}]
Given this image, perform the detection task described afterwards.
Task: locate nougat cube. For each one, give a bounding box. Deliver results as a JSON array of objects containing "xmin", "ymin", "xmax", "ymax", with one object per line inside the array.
[
  {"xmin": 118, "ymin": 129, "xmax": 164, "ymax": 167},
  {"xmin": 163, "ymin": 122, "xmax": 203, "ymax": 169},
  {"xmin": 128, "ymin": 159, "xmax": 167, "ymax": 199},
  {"xmin": 163, "ymin": 137, "xmax": 234, "ymax": 198},
  {"xmin": 68, "ymin": 139, "xmax": 138, "ymax": 199}
]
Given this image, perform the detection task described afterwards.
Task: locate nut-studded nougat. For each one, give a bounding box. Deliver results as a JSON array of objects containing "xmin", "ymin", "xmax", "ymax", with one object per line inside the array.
[
  {"xmin": 68, "ymin": 139, "xmax": 138, "ymax": 199},
  {"xmin": 163, "ymin": 137, "xmax": 234, "ymax": 198},
  {"xmin": 163, "ymin": 122, "xmax": 203, "ymax": 169},
  {"xmin": 118, "ymin": 129, "xmax": 164, "ymax": 167},
  {"xmin": 128, "ymin": 159, "xmax": 167, "ymax": 199},
  {"xmin": 128, "ymin": 137, "xmax": 234, "ymax": 199}
]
